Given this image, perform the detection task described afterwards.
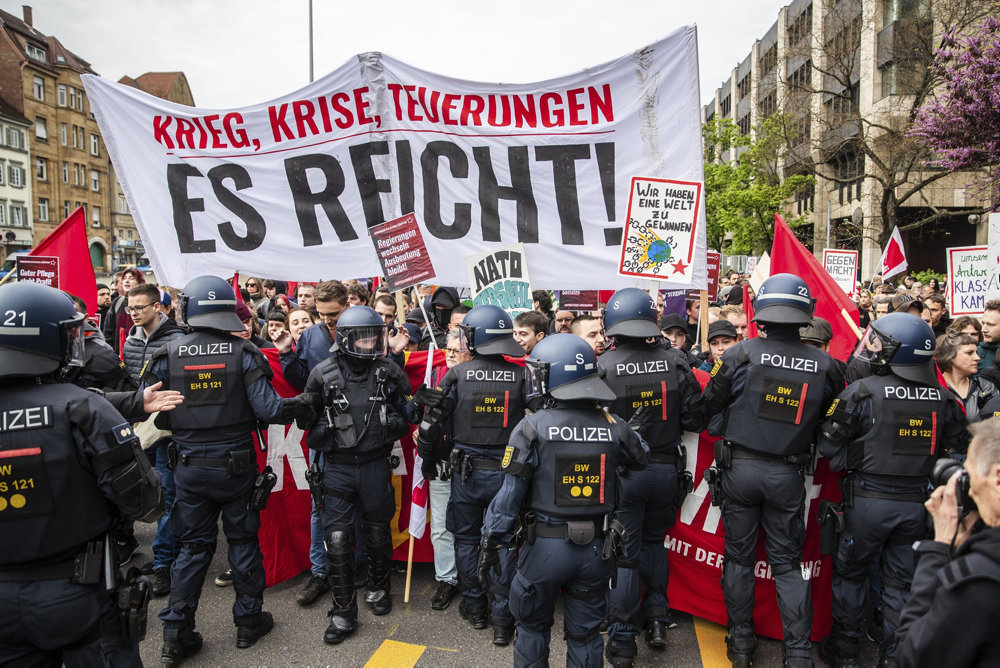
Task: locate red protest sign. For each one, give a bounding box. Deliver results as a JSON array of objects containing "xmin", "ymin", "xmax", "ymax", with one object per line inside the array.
[
  {"xmin": 368, "ymin": 213, "xmax": 436, "ymax": 291},
  {"xmin": 559, "ymin": 290, "xmax": 600, "ymax": 311},
  {"xmin": 17, "ymin": 256, "xmax": 59, "ymax": 287},
  {"xmin": 686, "ymin": 251, "xmax": 720, "ymax": 300}
]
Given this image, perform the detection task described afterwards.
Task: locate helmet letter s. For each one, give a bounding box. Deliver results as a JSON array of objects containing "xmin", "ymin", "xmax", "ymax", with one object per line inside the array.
[{"xmin": 208, "ymin": 290, "xmax": 216, "ymax": 300}]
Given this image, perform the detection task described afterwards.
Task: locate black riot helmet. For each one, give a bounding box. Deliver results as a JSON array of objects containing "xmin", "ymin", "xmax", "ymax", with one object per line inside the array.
[
  {"xmin": 178, "ymin": 275, "xmax": 243, "ymax": 332},
  {"xmin": 458, "ymin": 304, "xmax": 525, "ymax": 357},
  {"xmin": 332, "ymin": 306, "xmax": 388, "ymax": 359},
  {"xmin": 525, "ymin": 333, "xmax": 616, "ymax": 402},
  {"xmin": 0, "ymin": 282, "xmax": 86, "ymax": 379},
  {"xmin": 854, "ymin": 312, "xmax": 938, "ymax": 385},
  {"xmin": 753, "ymin": 273, "xmax": 814, "ymax": 326},
  {"xmin": 604, "ymin": 287, "xmax": 661, "ymax": 339}
]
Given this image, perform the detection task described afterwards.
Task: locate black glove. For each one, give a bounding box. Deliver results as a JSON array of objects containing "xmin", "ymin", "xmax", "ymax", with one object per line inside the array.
[
  {"xmin": 627, "ymin": 406, "xmax": 650, "ymax": 433},
  {"xmin": 416, "ymin": 435, "xmax": 436, "ymax": 461},
  {"xmin": 421, "ymin": 457, "xmax": 438, "ymax": 481},
  {"xmin": 478, "ymin": 541, "xmax": 502, "ymax": 589},
  {"xmin": 413, "ymin": 384, "xmax": 445, "ymax": 408},
  {"xmin": 282, "ymin": 394, "xmax": 316, "ymax": 426}
]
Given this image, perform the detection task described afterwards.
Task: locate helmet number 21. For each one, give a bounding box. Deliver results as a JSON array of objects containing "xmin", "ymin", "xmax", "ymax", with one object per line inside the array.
[{"xmin": 3, "ymin": 310, "xmax": 26, "ymax": 326}]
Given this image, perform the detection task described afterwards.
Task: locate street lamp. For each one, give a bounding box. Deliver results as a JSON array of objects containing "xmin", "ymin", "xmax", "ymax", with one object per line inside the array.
[{"xmin": 968, "ymin": 214, "xmax": 980, "ymax": 225}]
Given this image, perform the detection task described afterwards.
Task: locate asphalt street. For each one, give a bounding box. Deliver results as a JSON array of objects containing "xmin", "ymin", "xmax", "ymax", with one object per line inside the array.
[{"xmin": 130, "ymin": 521, "xmax": 880, "ymax": 667}]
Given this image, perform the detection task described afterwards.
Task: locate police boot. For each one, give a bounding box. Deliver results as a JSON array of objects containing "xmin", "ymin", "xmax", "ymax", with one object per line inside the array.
[
  {"xmin": 235, "ymin": 611, "xmax": 274, "ymax": 649},
  {"xmin": 604, "ymin": 637, "xmax": 637, "ymax": 668},
  {"xmin": 644, "ymin": 620, "xmax": 667, "ymax": 648},
  {"xmin": 324, "ymin": 605, "xmax": 358, "ymax": 645},
  {"xmin": 818, "ymin": 637, "xmax": 859, "ymax": 668},
  {"xmin": 325, "ymin": 528, "xmax": 360, "ymax": 644},
  {"xmin": 782, "ymin": 647, "xmax": 815, "ymax": 668},
  {"xmin": 493, "ymin": 625, "xmax": 515, "ymax": 646},
  {"xmin": 363, "ymin": 522, "xmax": 393, "ymax": 615},
  {"xmin": 726, "ymin": 634, "xmax": 756, "ymax": 668},
  {"xmin": 160, "ymin": 629, "xmax": 203, "ymax": 666}
]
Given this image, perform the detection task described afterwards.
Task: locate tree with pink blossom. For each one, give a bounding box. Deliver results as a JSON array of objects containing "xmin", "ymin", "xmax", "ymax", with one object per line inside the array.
[{"xmin": 911, "ymin": 15, "xmax": 1000, "ymax": 208}]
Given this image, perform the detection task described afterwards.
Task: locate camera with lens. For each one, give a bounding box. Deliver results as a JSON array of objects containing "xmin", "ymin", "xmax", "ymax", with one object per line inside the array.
[{"xmin": 931, "ymin": 458, "xmax": 977, "ymax": 517}]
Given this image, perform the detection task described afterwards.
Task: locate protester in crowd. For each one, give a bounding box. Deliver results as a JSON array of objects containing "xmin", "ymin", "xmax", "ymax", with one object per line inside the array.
[
  {"xmin": 264, "ymin": 310, "xmax": 289, "ymax": 343},
  {"xmin": 719, "ymin": 305, "xmax": 748, "ymax": 340},
  {"xmin": 685, "ymin": 298, "xmax": 700, "ymax": 347},
  {"xmin": 655, "ymin": 291, "xmax": 665, "ymax": 320},
  {"xmin": 888, "ymin": 293, "xmax": 924, "ymax": 318},
  {"xmin": 856, "ymin": 290, "xmax": 873, "ymax": 329},
  {"xmin": 946, "ymin": 315, "xmax": 983, "ymax": 342},
  {"xmin": 421, "ymin": 287, "xmax": 459, "ymax": 350},
  {"xmin": 262, "ymin": 279, "xmax": 286, "ymax": 301},
  {"xmin": 450, "ymin": 304, "xmax": 471, "ymax": 331},
  {"xmin": 937, "ymin": 332, "xmax": 995, "ymax": 421},
  {"xmin": 234, "ymin": 302, "xmax": 273, "ymax": 349},
  {"xmin": 400, "ymin": 292, "xmax": 413, "ymax": 318},
  {"xmin": 106, "ymin": 266, "xmax": 146, "ymax": 352},
  {"xmin": 513, "ymin": 310, "xmax": 548, "ymax": 355},
  {"xmin": 902, "ymin": 275, "xmax": 916, "ymax": 290},
  {"xmin": 532, "ymin": 289, "xmax": 555, "ymax": 331},
  {"xmin": 344, "ymin": 279, "xmax": 370, "ymax": 306},
  {"xmin": 926, "ymin": 277, "xmax": 940, "ymax": 293},
  {"xmin": 799, "ymin": 316, "xmax": 844, "ymax": 377},
  {"xmin": 872, "ymin": 295, "xmax": 892, "ymax": 320},
  {"xmin": 895, "ymin": 417, "xmax": 1000, "ymax": 666},
  {"xmin": 922, "ymin": 293, "xmax": 951, "ymax": 336},
  {"xmin": 401, "ymin": 323, "xmax": 422, "ymax": 351},
  {"xmin": 245, "ymin": 277, "xmax": 270, "ymax": 317},
  {"xmin": 979, "ymin": 300, "xmax": 1000, "ymax": 375},
  {"xmin": 96, "ymin": 282, "xmax": 112, "ymax": 326},
  {"xmin": 698, "ymin": 320, "xmax": 738, "ymax": 373},
  {"xmin": 297, "ymin": 283, "xmax": 316, "ymax": 311},
  {"xmin": 272, "ymin": 293, "xmax": 293, "ymax": 313},
  {"xmin": 551, "ymin": 309, "xmax": 575, "ymax": 334},
  {"xmin": 659, "ymin": 313, "xmax": 689, "ymax": 351},
  {"xmin": 569, "ymin": 313, "xmax": 606, "ymax": 355}
]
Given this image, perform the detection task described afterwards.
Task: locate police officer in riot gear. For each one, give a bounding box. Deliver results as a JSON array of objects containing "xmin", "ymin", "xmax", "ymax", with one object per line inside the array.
[
  {"xmin": 413, "ymin": 304, "xmax": 527, "ymax": 645},
  {"xmin": 599, "ymin": 288, "xmax": 707, "ymax": 664},
  {"xmin": 301, "ymin": 305, "xmax": 412, "ymax": 645},
  {"xmin": 144, "ymin": 276, "xmax": 313, "ymax": 664},
  {"xmin": 818, "ymin": 313, "xmax": 968, "ymax": 667},
  {"xmin": 481, "ymin": 333, "xmax": 648, "ymax": 667},
  {"xmin": 0, "ymin": 282, "xmax": 165, "ymax": 666},
  {"xmin": 704, "ymin": 273, "xmax": 844, "ymax": 668}
]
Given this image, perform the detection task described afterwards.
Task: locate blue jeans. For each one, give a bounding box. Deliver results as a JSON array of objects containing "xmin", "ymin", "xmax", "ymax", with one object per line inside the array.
[
  {"xmin": 148, "ymin": 440, "xmax": 176, "ymax": 571},
  {"xmin": 429, "ymin": 475, "xmax": 457, "ymax": 584}
]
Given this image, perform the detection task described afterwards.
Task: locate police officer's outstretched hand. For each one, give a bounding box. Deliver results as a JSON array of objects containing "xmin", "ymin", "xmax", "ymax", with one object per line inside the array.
[
  {"xmin": 478, "ymin": 539, "xmax": 502, "ymax": 589},
  {"xmin": 142, "ymin": 381, "xmax": 184, "ymax": 414},
  {"xmin": 282, "ymin": 393, "xmax": 317, "ymax": 426},
  {"xmin": 413, "ymin": 384, "xmax": 445, "ymax": 408}
]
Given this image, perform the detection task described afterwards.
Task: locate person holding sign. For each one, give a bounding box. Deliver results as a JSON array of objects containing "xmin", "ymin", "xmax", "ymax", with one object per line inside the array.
[
  {"xmin": 818, "ymin": 313, "xmax": 969, "ymax": 667},
  {"xmin": 598, "ymin": 288, "xmax": 706, "ymax": 663},
  {"xmin": 144, "ymin": 276, "xmax": 314, "ymax": 664},
  {"xmin": 412, "ymin": 305, "xmax": 527, "ymax": 646},
  {"xmin": 481, "ymin": 334, "xmax": 648, "ymax": 668},
  {"xmin": 703, "ymin": 274, "xmax": 843, "ymax": 668}
]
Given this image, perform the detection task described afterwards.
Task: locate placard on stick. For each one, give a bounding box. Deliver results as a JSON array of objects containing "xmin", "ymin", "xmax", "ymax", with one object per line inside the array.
[
  {"xmin": 822, "ymin": 249, "xmax": 858, "ymax": 295},
  {"xmin": 947, "ymin": 245, "xmax": 994, "ymax": 317},
  {"xmin": 368, "ymin": 213, "xmax": 436, "ymax": 291},
  {"xmin": 466, "ymin": 243, "xmax": 531, "ymax": 316},
  {"xmin": 619, "ymin": 177, "xmax": 702, "ymax": 283},
  {"xmin": 17, "ymin": 256, "xmax": 59, "ymax": 287}
]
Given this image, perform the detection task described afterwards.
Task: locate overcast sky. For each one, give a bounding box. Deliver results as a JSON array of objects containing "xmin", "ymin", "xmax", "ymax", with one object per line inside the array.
[{"xmin": 12, "ymin": 0, "xmax": 784, "ymax": 109}]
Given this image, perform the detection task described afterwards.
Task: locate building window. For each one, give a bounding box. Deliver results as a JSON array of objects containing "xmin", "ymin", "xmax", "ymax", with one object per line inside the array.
[
  {"xmin": 34, "ymin": 116, "xmax": 47, "ymax": 140},
  {"xmin": 91, "ymin": 169, "xmax": 100, "ymax": 192},
  {"xmin": 0, "ymin": 203, "xmax": 6, "ymax": 226},
  {"xmin": 92, "ymin": 206, "xmax": 101, "ymax": 227},
  {"xmin": 759, "ymin": 91, "xmax": 777, "ymax": 118},
  {"xmin": 60, "ymin": 123, "xmax": 67, "ymax": 145},
  {"xmin": 9, "ymin": 165, "xmax": 24, "ymax": 188},
  {"xmin": 68, "ymin": 87, "xmax": 76, "ymax": 110},
  {"xmin": 788, "ymin": 4, "xmax": 813, "ymax": 47},
  {"xmin": 720, "ymin": 95, "xmax": 732, "ymax": 118},
  {"xmin": 62, "ymin": 161, "xmax": 69, "ymax": 183},
  {"xmin": 0, "ymin": 163, "xmax": 4, "ymax": 185},
  {"xmin": 759, "ymin": 44, "xmax": 778, "ymax": 73},
  {"xmin": 738, "ymin": 114, "xmax": 751, "ymax": 136},
  {"xmin": 64, "ymin": 200, "xmax": 70, "ymax": 219},
  {"xmin": 76, "ymin": 89, "xmax": 84, "ymax": 113},
  {"xmin": 90, "ymin": 134, "xmax": 100, "ymax": 156},
  {"xmin": 788, "ymin": 60, "xmax": 812, "ymax": 92},
  {"xmin": 117, "ymin": 194, "xmax": 129, "ymax": 214},
  {"xmin": 6, "ymin": 128, "xmax": 23, "ymax": 150},
  {"xmin": 58, "ymin": 84, "xmax": 67, "ymax": 107},
  {"xmin": 35, "ymin": 158, "xmax": 47, "ymax": 181},
  {"xmin": 32, "ymin": 76, "xmax": 44, "ymax": 100},
  {"xmin": 10, "ymin": 204, "xmax": 25, "ymax": 227},
  {"xmin": 26, "ymin": 43, "xmax": 46, "ymax": 62},
  {"xmin": 737, "ymin": 74, "xmax": 752, "ymax": 100},
  {"xmin": 38, "ymin": 198, "xmax": 49, "ymax": 221},
  {"xmin": 73, "ymin": 163, "xmax": 81, "ymax": 186}
]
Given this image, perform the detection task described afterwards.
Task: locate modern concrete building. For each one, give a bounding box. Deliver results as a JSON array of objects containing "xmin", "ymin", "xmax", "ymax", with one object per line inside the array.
[{"xmin": 703, "ymin": 0, "xmax": 989, "ymax": 277}]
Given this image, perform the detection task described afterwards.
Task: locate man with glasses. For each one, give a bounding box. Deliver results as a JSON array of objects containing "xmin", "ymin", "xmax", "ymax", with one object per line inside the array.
[
  {"xmin": 121, "ymin": 282, "xmax": 187, "ymax": 598},
  {"xmin": 553, "ymin": 309, "xmax": 575, "ymax": 333}
]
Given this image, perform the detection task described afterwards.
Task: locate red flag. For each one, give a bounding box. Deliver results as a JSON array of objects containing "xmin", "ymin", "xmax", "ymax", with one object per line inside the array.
[
  {"xmin": 770, "ymin": 214, "xmax": 861, "ymax": 361},
  {"xmin": 878, "ymin": 226, "xmax": 908, "ymax": 279},
  {"xmin": 231, "ymin": 272, "xmax": 245, "ymax": 306},
  {"xmin": 29, "ymin": 207, "xmax": 98, "ymax": 315},
  {"xmin": 741, "ymin": 283, "xmax": 759, "ymax": 339}
]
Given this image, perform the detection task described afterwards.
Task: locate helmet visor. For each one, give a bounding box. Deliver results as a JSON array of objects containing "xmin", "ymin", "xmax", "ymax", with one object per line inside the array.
[
  {"xmin": 175, "ymin": 294, "xmax": 189, "ymax": 327},
  {"xmin": 337, "ymin": 325, "xmax": 388, "ymax": 358},
  {"xmin": 852, "ymin": 325, "xmax": 900, "ymax": 367},
  {"xmin": 524, "ymin": 357, "xmax": 549, "ymax": 399},
  {"xmin": 457, "ymin": 323, "xmax": 474, "ymax": 355},
  {"xmin": 60, "ymin": 314, "xmax": 86, "ymax": 368}
]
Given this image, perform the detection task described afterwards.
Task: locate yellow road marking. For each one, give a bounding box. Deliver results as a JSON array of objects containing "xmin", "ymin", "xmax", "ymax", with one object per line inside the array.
[
  {"xmin": 693, "ymin": 616, "xmax": 730, "ymax": 668},
  {"xmin": 364, "ymin": 639, "xmax": 426, "ymax": 668}
]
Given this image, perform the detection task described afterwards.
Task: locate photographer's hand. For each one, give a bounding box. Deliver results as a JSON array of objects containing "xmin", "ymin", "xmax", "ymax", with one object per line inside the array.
[{"xmin": 927, "ymin": 471, "xmax": 978, "ymax": 547}]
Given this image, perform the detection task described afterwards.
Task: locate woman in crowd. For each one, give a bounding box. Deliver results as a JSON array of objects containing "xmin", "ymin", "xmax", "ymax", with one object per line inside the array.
[
  {"xmin": 286, "ymin": 307, "xmax": 316, "ymax": 346},
  {"xmin": 926, "ymin": 277, "xmax": 940, "ymax": 293},
  {"xmin": 265, "ymin": 310, "xmax": 289, "ymax": 343},
  {"xmin": 272, "ymin": 293, "xmax": 294, "ymax": 312},
  {"xmin": 234, "ymin": 302, "xmax": 274, "ymax": 349},
  {"xmin": 936, "ymin": 332, "xmax": 995, "ymax": 421},
  {"xmin": 946, "ymin": 315, "xmax": 983, "ymax": 342}
]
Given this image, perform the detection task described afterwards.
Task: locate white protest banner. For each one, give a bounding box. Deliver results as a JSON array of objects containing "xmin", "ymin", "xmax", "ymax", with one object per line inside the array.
[
  {"xmin": 822, "ymin": 249, "xmax": 858, "ymax": 295},
  {"xmin": 946, "ymin": 245, "xmax": 996, "ymax": 316},
  {"xmin": 466, "ymin": 243, "xmax": 531, "ymax": 316},
  {"xmin": 619, "ymin": 177, "xmax": 703, "ymax": 282},
  {"xmin": 988, "ymin": 213, "xmax": 1000, "ymax": 303},
  {"xmin": 83, "ymin": 26, "xmax": 706, "ymax": 290}
]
